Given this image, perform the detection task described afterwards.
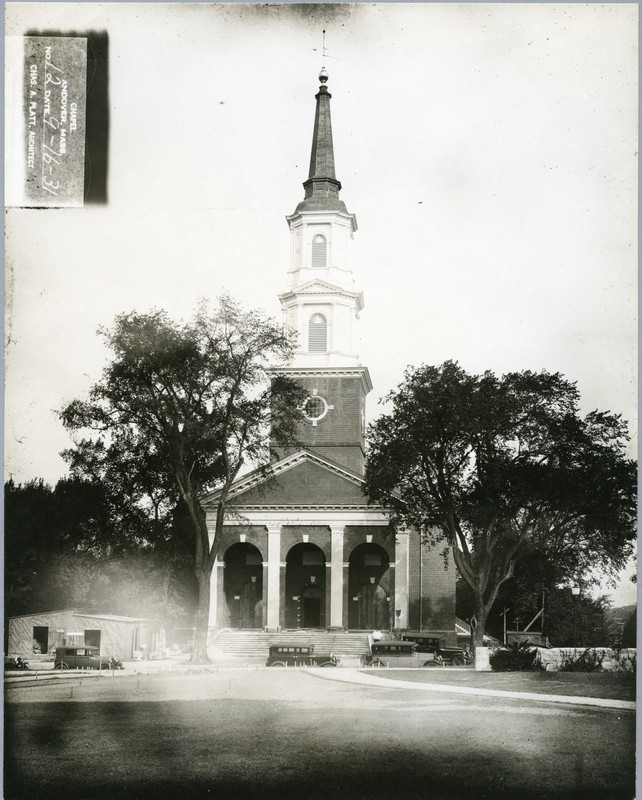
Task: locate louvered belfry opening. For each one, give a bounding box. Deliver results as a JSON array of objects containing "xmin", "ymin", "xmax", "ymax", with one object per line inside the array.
[
  {"xmin": 311, "ymin": 234, "xmax": 327, "ymax": 268},
  {"xmin": 308, "ymin": 313, "xmax": 327, "ymax": 352}
]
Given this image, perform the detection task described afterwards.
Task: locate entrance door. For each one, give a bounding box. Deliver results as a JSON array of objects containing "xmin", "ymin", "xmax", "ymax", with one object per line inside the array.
[
  {"xmin": 348, "ymin": 543, "xmax": 391, "ymax": 629},
  {"xmin": 223, "ymin": 543, "xmax": 264, "ymax": 629},
  {"xmin": 300, "ymin": 584, "xmax": 325, "ymax": 628},
  {"xmin": 238, "ymin": 579, "xmax": 261, "ymax": 629},
  {"xmin": 357, "ymin": 584, "xmax": 390, "ymax": 630},
  {"xmin": 303, "ymin": 597, "xmax": 321, "ymax": 627},
  {"xmin": 33, "ymin": 626, "xmax": 48, "ymax": 654}
]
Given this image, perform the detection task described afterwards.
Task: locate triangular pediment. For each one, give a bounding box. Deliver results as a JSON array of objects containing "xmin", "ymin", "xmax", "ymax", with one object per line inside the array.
[
  {"xmin": 201, "ymin": 450, "xmax": 375, "ymax": 509},
  {"xmin": 278, "ymin": 279, "xmax": 363, "ymax": 303}
]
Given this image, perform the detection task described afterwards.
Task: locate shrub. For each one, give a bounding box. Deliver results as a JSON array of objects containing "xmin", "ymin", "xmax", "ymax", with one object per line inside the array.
[
  {"xmin": 611, "ymin": 651, "xmax": 636, "ymax": 674},
  {"xmin": 489, "ymin": 641, "xmax": 540, "ymax": 672},
  {"xmin": 558, "ymin": 647, "xmax": 605, "ymax": 672}
]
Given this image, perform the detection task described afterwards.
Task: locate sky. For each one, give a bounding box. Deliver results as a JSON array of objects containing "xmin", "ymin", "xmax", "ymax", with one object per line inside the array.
[{"xmin": 4, "ymin": 3, "xmax": 638, "ymax": 604}]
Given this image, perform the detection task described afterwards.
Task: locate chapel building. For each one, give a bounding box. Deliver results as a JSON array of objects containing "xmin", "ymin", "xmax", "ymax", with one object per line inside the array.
[{"xmin": 203, "ymin": 69, "xmax": 456, "ymax": 638}]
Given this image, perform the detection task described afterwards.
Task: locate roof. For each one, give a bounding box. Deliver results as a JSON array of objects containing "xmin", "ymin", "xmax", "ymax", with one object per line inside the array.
[
  {"xmin": 76, "ymin": 613, "xmax": 160, "ymax": 623},
  {"xmin": 8, "ymin": 608, "xmax": 78, "ymax": 620},
  {"xmin": 294, "ymin": 74, "xmax": 350, "ymax": 215},
  {"xmin": 7, "ymin": 609, "xmax": 160, "ymax": 623}
]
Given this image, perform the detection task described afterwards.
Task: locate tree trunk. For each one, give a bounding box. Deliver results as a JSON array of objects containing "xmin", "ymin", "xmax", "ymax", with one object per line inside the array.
[
  {"xmin": 191, "ymin": 567, "xmax": 212, "ymax": 663},
  {"xmin": 471, "ymin": 596, "xmax": 488, "ymax": 651}
]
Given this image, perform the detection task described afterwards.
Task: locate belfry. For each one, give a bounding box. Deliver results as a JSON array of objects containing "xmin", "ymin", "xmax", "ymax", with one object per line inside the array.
[{"xmin": 204, "ymin": 70, "xmax": 456, "ymax": 639}]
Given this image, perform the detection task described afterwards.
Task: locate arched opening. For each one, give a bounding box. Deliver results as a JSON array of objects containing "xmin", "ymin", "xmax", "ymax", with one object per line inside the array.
[
  {"xmin": 223, "ymin": 543, "xmax": 264, "ymax": 629},
  {"xmin": 311, "ymin": 234, "xmax": 327, "ymax": 268},
  {"xmin": 285, "ymin": 543, "xmax": 326, "ymax": 628},
  {"xmin": 308, "ymin": 313, "xmax": 327, "ymax": 352},
  {"xmin": 348, "ymin": 543, "xmax": 391, "ymax": 630}
]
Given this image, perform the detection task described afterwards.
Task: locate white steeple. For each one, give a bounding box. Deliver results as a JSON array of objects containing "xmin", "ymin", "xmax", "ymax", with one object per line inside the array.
[{"xmin": 279, "ymin": 69, "xmax": 364, "ymax": 369}]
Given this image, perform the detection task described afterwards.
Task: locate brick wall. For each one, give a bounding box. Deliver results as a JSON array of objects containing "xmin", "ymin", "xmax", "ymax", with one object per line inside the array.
[
  {"xmin": 408, "ymin": 532, "xmax": 456, "ymax": 643},
  {"xmin": 230, "ymin": 459, "xmax": 367, "ymax": 507},
  {"xmin": 272, "ymin": 374, "xmax": 367, "ymax": 473}
]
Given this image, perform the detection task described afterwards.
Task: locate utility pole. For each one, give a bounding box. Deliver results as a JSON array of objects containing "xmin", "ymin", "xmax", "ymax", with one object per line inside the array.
[{"xmin": 501, "ymin": 608, "xmax": 510, "ymax": 645}]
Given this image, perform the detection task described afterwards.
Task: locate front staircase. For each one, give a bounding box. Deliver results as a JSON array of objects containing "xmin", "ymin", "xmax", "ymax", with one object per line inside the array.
[{"xmin": 210, "ymin": 630, "xmax": 370, "ymax": 660}]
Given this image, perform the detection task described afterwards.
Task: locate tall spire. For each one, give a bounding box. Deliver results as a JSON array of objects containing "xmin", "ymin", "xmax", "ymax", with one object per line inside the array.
[{"xmin": 295, "ymin": 69, "xmax": 348, "ymax": 214}]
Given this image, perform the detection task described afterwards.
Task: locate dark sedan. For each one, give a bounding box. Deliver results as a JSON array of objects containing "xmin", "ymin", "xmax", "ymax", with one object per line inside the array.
[
  {"xmin": 266, "ymin": 644, "xmax": 339, "ymax": 667},
  {"xmin": 401, "ymin": 633, "xmax": 472, "ymax": 665}
]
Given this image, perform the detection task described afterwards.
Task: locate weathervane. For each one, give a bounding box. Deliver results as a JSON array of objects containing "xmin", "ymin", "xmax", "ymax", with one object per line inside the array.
[{"xmin": 319, "ymin": 29, "xmax": 328, "ymax": 84}]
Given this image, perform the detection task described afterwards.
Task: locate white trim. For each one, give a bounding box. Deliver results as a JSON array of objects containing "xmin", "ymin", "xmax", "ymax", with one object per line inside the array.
[
  {"xmin": 394, "ymin": 531, "xmax": 410, "ymax": 629},
  {"xmin": 330, "ymin": 526, "xmax": 345, "ymax": 627},
  {"xmin": 219, "ymin": 511, "xmax": 389, "ymax": 525},
  {"xmin": 266, "ymin": 527, "xmax": 281, "ymax": 630},
  {"xmin": 209, "ymin": 556, "xmax": 219, "ymax": 627}
]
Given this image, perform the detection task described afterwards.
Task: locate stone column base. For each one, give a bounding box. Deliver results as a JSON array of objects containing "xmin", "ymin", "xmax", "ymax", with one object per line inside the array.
[{"xmin": 474, "ymin": 646, "xmax": 492, "ymax": 671}]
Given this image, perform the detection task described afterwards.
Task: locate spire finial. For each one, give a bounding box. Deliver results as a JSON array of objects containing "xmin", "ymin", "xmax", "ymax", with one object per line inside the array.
[{"xmin": 319, "ymin": 30, "xmax": 328, "ymax": 84}]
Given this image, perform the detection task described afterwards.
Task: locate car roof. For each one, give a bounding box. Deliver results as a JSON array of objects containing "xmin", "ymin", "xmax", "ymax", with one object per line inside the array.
[
  {"xmin": 373, "ymin": 641, "xmax": 417, "ymax": 648},
  {"xmin": 56, "ymin": 645, "xmax": 99, "ymax": 651},
  {"xmin": 270, "ymin": 643, "xmax": 312, "ymax": 648}
]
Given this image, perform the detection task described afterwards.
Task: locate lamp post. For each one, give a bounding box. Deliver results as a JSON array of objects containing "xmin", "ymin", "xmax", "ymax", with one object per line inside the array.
[{"xmin": 571, "ymin": 585, "xmax": 581, "ymax": 649}]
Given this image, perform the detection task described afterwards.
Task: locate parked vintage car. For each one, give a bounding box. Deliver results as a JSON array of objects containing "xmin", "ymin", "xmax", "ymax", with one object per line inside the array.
[
  {"xmin": 266, "ymin": 643, "xmax": 339, "ymax": 667},
  {"xmin": 401, "ymin": 633, "xmax": 472, "ymax": 666},
  {"xmin": 54, "ymin": 646, "xmax": 124, "ymax": 670},
  {"xmin": 363, "ymin": 640, "xmax": 441, "ymax": 668}
]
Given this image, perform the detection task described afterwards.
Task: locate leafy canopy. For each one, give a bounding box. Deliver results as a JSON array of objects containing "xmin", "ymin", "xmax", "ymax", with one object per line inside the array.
[
  {"xmin": 60, "ymin": 297, "xmax": 306, "ymax": 657},
  {"xmin": 61, "ymin": 297, "xmax": 304, "ymax": 508},
  {"xmin": 365, "ymin": 361, "xmax": 636, "ymax": 627}
]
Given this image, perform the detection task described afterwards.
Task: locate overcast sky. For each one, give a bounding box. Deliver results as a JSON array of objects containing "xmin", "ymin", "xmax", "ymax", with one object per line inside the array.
[{"xmin": 5, "ymin": 3, "xmax": 637, "ymax": 603}]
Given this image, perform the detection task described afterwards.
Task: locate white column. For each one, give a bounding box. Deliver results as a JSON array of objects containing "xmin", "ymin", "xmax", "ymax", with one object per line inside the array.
[
  {"xmin": 266, "ymin": 525, "xmax": 281, "ymax": 631},
  {"xmin": 208, "ymin": 555, "xmax": 219, "ymax": 628},
  {"xmin": 329, "ymin": 526, "xmax": 345, "ymax": 628},
  {"xmin": 395, "ymin": 529, "xmax": 410, "ymax": 629}
]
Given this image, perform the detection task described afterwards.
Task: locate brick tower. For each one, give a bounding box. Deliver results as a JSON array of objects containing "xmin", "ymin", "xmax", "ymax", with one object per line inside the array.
[{"xmin": 271, "ymin": 67, "xmax": 371, "ymax": 475}]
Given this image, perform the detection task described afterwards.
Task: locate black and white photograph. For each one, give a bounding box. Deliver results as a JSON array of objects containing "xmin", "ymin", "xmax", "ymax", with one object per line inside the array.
[{"xmin": 4, "ymin": 3, "xmax": 637, "ymax": 799}]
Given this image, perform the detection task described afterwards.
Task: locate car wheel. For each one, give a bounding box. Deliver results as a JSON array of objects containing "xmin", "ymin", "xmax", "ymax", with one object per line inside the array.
[
  {"xmin": 56, "ymin": 662, "xmax": 69, "ymax": 670},
  {"xmin": 100, "ymin": 663, "xmax": 110, "ymax": 670},
  {"xmin": 452, "ymin": 655, "xmax": 465, "ymax": 666},
  {"xmin": 370, "ymin": 659, "xmax": 384, "ymax": 668},
  {"xmin": 319, "ymin": 661, "xmax": 335, "ymax": 668},
  {"xmin": 422, "ymin": 660, "xmax": 439, "ymax": 667},
  {"xmin": 270, "ymin": 661, "xmax": 286, "ymax": 667}
]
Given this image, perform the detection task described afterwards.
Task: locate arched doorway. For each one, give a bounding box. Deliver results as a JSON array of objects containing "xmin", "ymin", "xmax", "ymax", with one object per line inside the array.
[
  {"xmin": 348, "ymin": 543, "xmax": 391, "ymax": 630},
  {"xmin": 285, "ymin": 543, "xmax": 326, "ymax": 628},
  {"xmin": 223, "ymin": 543, "xmax": 264, "ymax": 629}
]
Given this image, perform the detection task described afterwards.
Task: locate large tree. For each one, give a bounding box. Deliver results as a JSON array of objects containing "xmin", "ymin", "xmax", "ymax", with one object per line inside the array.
[
  {"xmin": 5, "ymin": 477, "xmax": 196, "ymax": 623},
  {"xmin": 364, "ymin": 361, "xmax": 636, "ymax": 647},
  {"xmin": 61, "ymin": 297, "xmax": 306, "ymax": 661}
]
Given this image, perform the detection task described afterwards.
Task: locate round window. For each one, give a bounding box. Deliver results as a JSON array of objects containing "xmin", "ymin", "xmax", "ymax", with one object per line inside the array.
[{"xmin": 303, "ymin": 395, "xmax": 328, "ymax": 423}]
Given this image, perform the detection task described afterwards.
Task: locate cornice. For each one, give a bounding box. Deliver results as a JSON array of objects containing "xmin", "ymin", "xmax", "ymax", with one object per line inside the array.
[
  {"xmin": 268, "ymin": 365, "xmax": 373, "ymax": 394},
  {"xmin": 285, "ymin": 210, "xmax": 358, "ymax": 233},
  {"xmin": 278, "ymin": 280, "xmax": 364, "ymax": 311}
]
